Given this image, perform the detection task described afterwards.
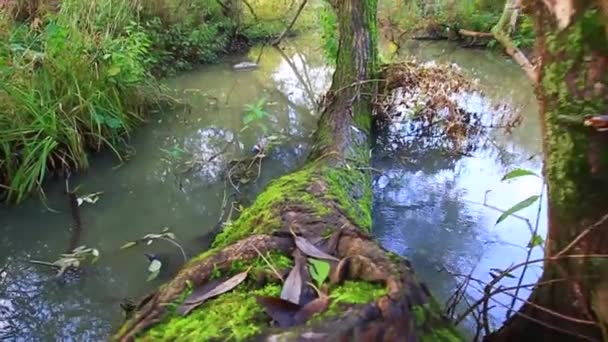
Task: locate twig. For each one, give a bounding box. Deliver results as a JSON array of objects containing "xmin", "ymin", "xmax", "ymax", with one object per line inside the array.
[
  {"xmin": 250, "ymin": 244, "xmax": 284, "ymax": 282},
  {"xmin": 507, "ymin": 182, "xmax": 545, "ymax": 319},
  {"xmin": 467, "ymin": 283, "xmax": 598, "ymax": 341},
  {"xmin": 555, "ymin": 211, "xmax": 608, "ymax": 257},
  {"xmin": 241, "ymin": 0, "xmax": 258, "ymax": 21},
  {"xmin": 157, "ymin": 237, "xmax": 188, "ymax": 262},
  {"xmin": 28, "ymin": 260, "xmax": 59, "ymax": 268},
  {"xmin": 271, "ymin": 0, "xmax": 307, "ymax": 46}
]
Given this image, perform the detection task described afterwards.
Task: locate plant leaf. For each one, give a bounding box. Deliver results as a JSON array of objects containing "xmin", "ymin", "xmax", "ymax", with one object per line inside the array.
[
  {"xmin": 295, "ymin": 236, "xmax": 339, "ymax": 261},
  {"xmin": 281, "ymin": 253, "xmax": 305, "ymax": 304},
  {"xmin": 308, "ymin": 259, "xmax": 330, "ymax": 287},
  {"xmin": 179, "ymin": 270, "xmax": 249, "ymax": 316},
  {"xmin": 148, "ymin": 259, "xmax": 162, "ymax": 273},
  {"xmin": 146, "ymin": 271, "xmax": 160, "ymax": 282},
  {"xmin": 501, "ymin": 168, "xmax": 538, "ymax": 181},
  {"xmin": 528, "ymin": 234, "xmax": 544, "ymax": 248},
  {"xmin": 256, "ymin": 296, "xmax": 300, "ymax": 327},
  {"xmin": 120, "ymin": 241, "xmax": 138, "ymax": 249},
  {"xmin": 496, "ymin": 195, "xmax": 540, "ymax": 224},
  {"xmin": 490, "ymin": 268, "xmax": 516, "ymax": 278}
]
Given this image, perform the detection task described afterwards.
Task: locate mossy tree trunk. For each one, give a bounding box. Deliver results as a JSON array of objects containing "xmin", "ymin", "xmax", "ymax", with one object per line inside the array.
[
  {"xmin": 490, "ymin": 1, "xmax": 608, "ymax": 341},
  {"xmin": 115, "ymin": 0, "xmax": 460, "ymax": 341}
]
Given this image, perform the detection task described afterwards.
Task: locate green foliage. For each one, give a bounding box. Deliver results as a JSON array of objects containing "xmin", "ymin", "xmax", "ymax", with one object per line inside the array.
[
  {"xmin": 320, "ymin": 5, "xmax": 338, "ymax": 64},
  {"xmin": 501, "ymin": 168, "xmax": 538, "ymax": 181},
  {"xmin": 242, "ymin": 96, "xmax": 270, "ymax": 133},
  {"xmin": 308, "ymin": 258, "xmax": 330, "ymax": 287},
  {"xmin": 496, "ymin": 195, "xmax": 540, "ymax": 224},
  {"xmin": 0, "ymin": 10, "xmax": 156, "ymax": 202},
  {"xmin": 0, "ymin": 0, "xmax": 307, "ymax": 202}
]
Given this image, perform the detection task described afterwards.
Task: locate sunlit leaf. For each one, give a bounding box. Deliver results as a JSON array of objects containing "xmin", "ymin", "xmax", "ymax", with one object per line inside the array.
[
  {"xmin": 496, "ymin": 195, "xmax": 540, "ymax": 224},
  {"xmin": 501, "ymin": 168, "xmax": 538, "ymax": 181},
  {"xmin": 308, "ymin": 259, "xmax": 330, "ymax": 287},
  {"xmin": 120, "ymin": 241, "xmax": 138, "ymax": 249},
  {"xmin": 528, "ymin": 234, "xmax": 544, "ymax": 248}
]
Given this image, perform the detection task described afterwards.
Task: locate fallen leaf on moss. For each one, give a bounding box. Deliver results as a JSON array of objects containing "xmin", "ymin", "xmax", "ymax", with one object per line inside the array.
[
  {"xmin": 178, "ymin": 270, "xmax": 249, "ymax": 316},
  {"xmin": 281, "ymin": 251, "xmax": 306, "ymax": 304},
  {"xmin": 295, "ymin": 236, "xmax": 339, "ymax": 261}
]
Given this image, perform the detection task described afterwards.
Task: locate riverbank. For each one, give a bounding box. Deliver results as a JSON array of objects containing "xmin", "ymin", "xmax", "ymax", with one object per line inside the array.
[{"xmin": 0, "ymin": 0, "xmax": 315, "ymax": 202}]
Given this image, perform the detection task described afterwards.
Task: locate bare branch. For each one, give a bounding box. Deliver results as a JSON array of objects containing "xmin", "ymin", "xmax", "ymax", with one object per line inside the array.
[{"xmin": 272, "ymin": 0, "xmax": 307, "ymax": 46}]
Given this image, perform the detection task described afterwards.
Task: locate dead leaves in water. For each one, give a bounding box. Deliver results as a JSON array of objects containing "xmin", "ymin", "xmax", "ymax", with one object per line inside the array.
[{"xmin": 177, "ymin": 270, "xmax": 249, "ymax": 316}]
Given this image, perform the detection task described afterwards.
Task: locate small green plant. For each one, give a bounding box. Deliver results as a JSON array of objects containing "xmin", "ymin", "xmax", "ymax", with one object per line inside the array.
[{"xmin": 241, "ymin": 97, "xmax": 271, "ymax": 133}]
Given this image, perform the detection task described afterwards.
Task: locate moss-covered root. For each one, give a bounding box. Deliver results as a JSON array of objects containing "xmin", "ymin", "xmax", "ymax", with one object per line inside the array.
[{"xmin": 116, "ymin": 197, "xmax": 460, "ymax": 341}]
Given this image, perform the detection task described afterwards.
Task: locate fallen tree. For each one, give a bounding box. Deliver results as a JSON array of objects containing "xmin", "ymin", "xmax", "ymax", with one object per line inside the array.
[{"xmin": 115, "ymin": 0, "xmax": 461, "ymax": 341}]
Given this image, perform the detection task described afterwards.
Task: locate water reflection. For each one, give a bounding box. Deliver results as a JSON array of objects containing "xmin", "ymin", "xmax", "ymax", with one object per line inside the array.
[
  {"xmin": 0, "ymin": 38, "xmax": 546, "ymax": 340},
  {"xmin": 0, "ymin": 37, "xmax": 329, "ymax": 341},
  {"xmin": 373, "ymin": 41, "xmax": 546, "ymax": 333}
]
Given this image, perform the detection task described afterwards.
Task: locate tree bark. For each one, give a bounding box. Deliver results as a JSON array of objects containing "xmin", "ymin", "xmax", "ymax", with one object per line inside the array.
[
  {"xmin": 489, "ymin": 1, "xmax": 608, "ymax": 341},
  {"xmin": 114, "ymin": 0, "xmax": 460, "ymax": 341}
]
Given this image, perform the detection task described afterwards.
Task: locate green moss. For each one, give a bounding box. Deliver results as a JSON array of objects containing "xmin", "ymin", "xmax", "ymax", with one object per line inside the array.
[
  {"xmin": 212, "ymin": 166, "xmax": 330, "ymax": 248},
  {"xmin": 324, "ymin": 167, "xmax": 372, "ymax": 231},
  {"xmin": 330, "ymin": 280, "xmax": 387, "ymax": 304},
  {"xmin": 309, "ymin": 280, "xmax": 387, "ymax": 323},
  {"xmin": 540, "ymin": 9, "xmax": 608, "ymax": 223},
  {"xmin": 143, "ymin": 283, "xmax": 281, "ymax": 341},
  {"xmin": 413, "ymin": 302, "xmax": 462, "ymax": 341}
]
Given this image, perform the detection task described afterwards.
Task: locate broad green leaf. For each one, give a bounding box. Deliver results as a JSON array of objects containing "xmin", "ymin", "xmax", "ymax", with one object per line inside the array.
[
  {"xmin": 120, "ymin": 241, "xmax": 138, "ymax": 249},
  {"xmin": 501, "ymin": 168, "xmax": 538, "ymax": 181},
  {"xmin": 308, "ymin": 258, "xmax": 330, "ymax": 287},
  {"xmin": 528, "ymin": 234, "xmax": 544, "ymax": 248},
  {"xmin": 496, "ymin": 195, "xmax": 540, "ymax": 224}
]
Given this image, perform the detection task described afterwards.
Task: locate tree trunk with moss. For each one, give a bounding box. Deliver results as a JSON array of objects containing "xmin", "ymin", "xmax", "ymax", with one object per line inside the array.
[
  {"xmin": 115, "ymin": 0, "xmax": 460, "ymax": 341},
  {"xmin": 490, "ymin": 2, "xmax": 608, "ymax": 341}
]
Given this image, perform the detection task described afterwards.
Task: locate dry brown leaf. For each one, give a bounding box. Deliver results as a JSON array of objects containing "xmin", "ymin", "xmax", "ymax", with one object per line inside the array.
[
  {"xmin": 281, "ymin": 251, "xmax": 306, "ymax": 304},
  {"xmin": 257, "ymin": 293, "xmax": 330, "ymax": 327},
  {"xmin": 293, "ymin": 293, "xmax": 330, "ymax": 324},
  {"xmin": 178, "ymin": 270, "xmax": 248, "ymax": 316},
  {"xmin": 256, "ymin": 296, "xmax": 301, "ymax": 327},
  {"xmin": 330, "ymin": 256, "xmax": 351, "ymax": 284},
  {"xmin": 295, "ymin": 236, "xmax": 339, "ymax": 261}
]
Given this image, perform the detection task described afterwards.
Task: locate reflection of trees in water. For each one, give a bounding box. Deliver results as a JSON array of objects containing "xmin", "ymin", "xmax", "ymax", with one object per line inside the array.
[
  {"xmin": 373, "ymin": 163, "xmax": 488, "ymax": 300},
  {"xmin": 272, "ymin": 45, "xmax": 332, "ymax": 109},
  {"xmin": 0, "ymin": 261, "xmax": 111, "ymax": 341}
]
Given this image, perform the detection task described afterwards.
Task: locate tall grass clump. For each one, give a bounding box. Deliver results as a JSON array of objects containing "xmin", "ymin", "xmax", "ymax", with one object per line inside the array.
[
  {"xmin": 0, "ymin": 0, "xmax": 319, "ymax": 202},
  {"xmin": 0, "ymin": 0, "xmax": 157, "ymax": 202}
]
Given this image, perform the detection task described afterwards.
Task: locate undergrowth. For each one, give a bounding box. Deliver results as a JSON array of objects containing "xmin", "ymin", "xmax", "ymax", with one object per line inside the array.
[
  {"xmin": 0, "ymin": 0, "xmax": 315, "ymax": 202},
  {"xmin": 379, "ymin": 0, "xmax": 535, "ymax": 49}
]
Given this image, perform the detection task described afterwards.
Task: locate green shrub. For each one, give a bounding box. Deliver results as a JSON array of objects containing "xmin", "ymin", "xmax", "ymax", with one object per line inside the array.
[{"xmin": 0, "ymin": 3, "xmax": 157, "ymax": 202}]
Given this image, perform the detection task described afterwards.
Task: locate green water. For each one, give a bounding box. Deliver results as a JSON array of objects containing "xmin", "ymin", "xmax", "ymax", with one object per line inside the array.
[{"xmin": 0, "ymin": 36, "xmax": 543, "ymax": 340}]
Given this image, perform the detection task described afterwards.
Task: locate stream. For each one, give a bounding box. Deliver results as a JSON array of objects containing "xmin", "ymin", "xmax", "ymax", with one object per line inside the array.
[{"xmin": 0, "ymin": 34, "xmax": 544, "ymax": 341}]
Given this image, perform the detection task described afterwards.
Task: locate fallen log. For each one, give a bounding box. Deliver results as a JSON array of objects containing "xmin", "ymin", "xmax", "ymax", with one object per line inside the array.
[{"xmin": 115, "ymin": 1, "xmax": 461, "ymax": 341}]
